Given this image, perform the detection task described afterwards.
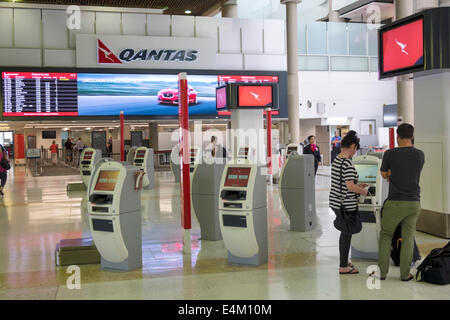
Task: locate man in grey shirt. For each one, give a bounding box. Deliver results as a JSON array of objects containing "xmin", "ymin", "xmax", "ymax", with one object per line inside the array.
[{"xmin": 378, "ymin": 123, "xmax": 425, "ymax": 281}]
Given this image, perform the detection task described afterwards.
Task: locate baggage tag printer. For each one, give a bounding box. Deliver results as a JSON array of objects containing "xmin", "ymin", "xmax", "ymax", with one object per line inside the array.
[
  {"xmin": 88, "ymin": 161, "xmax": 149, "ymax": 272},
  {"xmin": 351, "ymin": 155, "xmax": 388, "ymax": 260},
  {"xmin": 218, "ymin": 160, "xmax": 268, "ymax": 266},
  {"xmin": 133, "ymin": 147, "xmax": 155, "ymax": 190},
  {"xmin": 80, "ymin": 148, "xmax": 102, "ymax": 187}
]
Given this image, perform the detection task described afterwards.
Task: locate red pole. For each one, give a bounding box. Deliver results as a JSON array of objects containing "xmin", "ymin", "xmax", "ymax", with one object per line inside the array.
[
  {"xmin": 266, "ymin": 109, "xmax": 272, "ymax": 175},
  {"xmin": 389, "ymin": 127, "xmax": 395, "ymax": 149},
  {"xmin": 178, "ymin": 73, "xmax": 191, "ymax": 233},
  {"xmin": 120, "ymin": 111, "xmax": 124, "ymax": 161}
]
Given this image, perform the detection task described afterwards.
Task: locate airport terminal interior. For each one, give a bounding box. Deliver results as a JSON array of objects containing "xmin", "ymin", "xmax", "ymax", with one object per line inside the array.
[{"xmin": 1, "ymin": 0, "xmax": 450, "ymax": 300}]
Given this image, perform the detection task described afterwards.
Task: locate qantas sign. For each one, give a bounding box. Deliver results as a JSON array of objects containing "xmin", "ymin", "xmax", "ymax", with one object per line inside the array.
[{"xmin": 97, "ymin": 39, "xmax": 198, "ymax": 64}]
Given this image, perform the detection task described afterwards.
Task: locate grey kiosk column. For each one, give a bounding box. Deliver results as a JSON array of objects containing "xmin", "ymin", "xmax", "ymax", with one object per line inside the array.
[{"xmin": 280, "ymin": 154, "xmax": 316, "ymax": 232}]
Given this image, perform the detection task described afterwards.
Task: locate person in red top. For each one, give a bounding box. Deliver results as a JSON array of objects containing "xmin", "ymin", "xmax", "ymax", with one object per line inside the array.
[
  {"xmin": 0, "ymin": 145, "xmax": 8, "ymax": 198},
  {"xmin": 303, "ymin": 135, "xmax": 322, "ymax": 175},
  {"xmin": 49, "ymin": 141, "xmax": 58, "ymax": 165}
]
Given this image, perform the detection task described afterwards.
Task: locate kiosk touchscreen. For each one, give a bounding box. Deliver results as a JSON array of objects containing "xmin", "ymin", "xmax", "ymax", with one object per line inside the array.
[
  {"xmin": 133, "ymin": 147, "xmax": 155, "ymax": 190},
  {"xmin": 285, "ymin": 144, "xmax": 299, "ymax": 159},
  {"xmin": 351, "ymin": 155, "xmax": 388, "ymax": 260},
  {"xmin": 80, "ymin": 148, "xmax": 102, "ymax": 187},
  {"xmin": 88, "ymin": 161, "xmax": 142, "ymax": 271},
  {"xmin": 280, "ymin": 153, "xmax": 316, "ymax": 232},
  {"xmin": 218, "ymin": 161, "xmax": 267, "ymax": 266}
]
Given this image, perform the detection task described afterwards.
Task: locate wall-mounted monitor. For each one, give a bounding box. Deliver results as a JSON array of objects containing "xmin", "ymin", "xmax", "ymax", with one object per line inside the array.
[
  {"xmin": 238, "ymin": 85, "xmax": 273, "ymax": 108},
  {"xmin": 42, "ymin": 130, "xmax": 56, "ymax": 139},
  {"xmin": 379, "ymin": 17, "xmax": 424, "ymax": 78},
  {"xmin": 215, "ymin": 86, "xmax": 228, "ymax": 110}
]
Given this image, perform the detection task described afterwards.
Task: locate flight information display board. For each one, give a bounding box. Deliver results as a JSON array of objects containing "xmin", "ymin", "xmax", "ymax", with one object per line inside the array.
[{"xmin": 2, "ymin": 72, "xmax": 78, "ymax": 116}]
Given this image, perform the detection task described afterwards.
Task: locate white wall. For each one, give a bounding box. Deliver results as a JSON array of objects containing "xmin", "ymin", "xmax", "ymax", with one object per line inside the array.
[
  {"xmin": 0, "ymin": 5, "xmax": 286, "ymax": 71},
  {"xmin": 298, "ymin": 71, "xmax": 397, "ymax": 136},
  {"xmin": 24, "ymin": 129, "xmax": 63, "ymax": 150}
]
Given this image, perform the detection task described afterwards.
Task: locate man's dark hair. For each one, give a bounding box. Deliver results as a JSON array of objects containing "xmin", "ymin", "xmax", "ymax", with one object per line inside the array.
[
  {"xmin": 307, "ymin": 135, "xmax": 315, "ymax": 142},
  {"xmin": 397, "ymin": 123, "xmax": 414, "ymax": 140}
]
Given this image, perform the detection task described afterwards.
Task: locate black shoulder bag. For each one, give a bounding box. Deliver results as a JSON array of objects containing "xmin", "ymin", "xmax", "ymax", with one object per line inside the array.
[
  {"xmin": 0, "ymin": 149, "xmax": 11, "ymax": 170},
  {"xmin": 333, "ymin": 160, "xmax": 362, "ymax": 235}
]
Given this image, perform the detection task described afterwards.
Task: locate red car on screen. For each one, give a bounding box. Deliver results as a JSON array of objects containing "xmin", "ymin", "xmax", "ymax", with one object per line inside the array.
[{"xmin": 157, "ymin": 85, "xmax": 198, "ymax": 105}]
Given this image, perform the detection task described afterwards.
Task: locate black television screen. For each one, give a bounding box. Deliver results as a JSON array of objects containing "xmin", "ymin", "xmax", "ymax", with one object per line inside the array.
[{"xmin": 42, "ymin": 131, "xmax": 56, "ymax": 139}]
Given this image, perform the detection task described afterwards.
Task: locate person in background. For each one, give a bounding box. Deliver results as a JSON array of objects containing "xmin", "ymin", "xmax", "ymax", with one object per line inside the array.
[
  {"xmin": 331, "ymin": 130, "xmax": 342, "ymax": 164},
  {"xmin": 303, "ymin": 135, "xmax": 322, "ymax": 175},
  {"xmin": 49, "ymin": 140, "xmax": 58, "ymax": 166},
  {"xmin": 107, "ymin": 137, "xmax": 113, "ymax": 157},
  {"xmin": 0, "ymin": 145, "xmax": 8, "ymax": 198},
  {"xmin": 378, "ymin": 123, "xmax": 425, "ymax": 282},
  {"xmin": 65, "ymin": 138, "xmax": 73, "ymax": 163},
  {"xmin": 329, "ymin": 131, "xmax": 368, "ymax": 275},
  {"xmin": 205, "ymin": 136, "xmax": 218, "ymax": 158},
  {"xmin": 75, "ymin": 138, "xmax": 84, "ymax": 165}
]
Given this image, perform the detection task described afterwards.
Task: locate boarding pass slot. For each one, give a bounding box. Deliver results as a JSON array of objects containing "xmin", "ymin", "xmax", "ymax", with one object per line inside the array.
[
  {"xmin": 81, "ymin": 160, "xmax": 91, "ymax": 165},
  {"xmin": 220, "ymin": 190, "xmax": 247, "ymax": 201},
  {"xmin": 82, "ymin": 170, "xmax": 91, "ymax": 176},
  {"xmin": 89, "ymin": 194, "xmax": 113, "ymax": 205},
  {"xmin": 224, "ymin": 202, "xmax": 243, "ymax": 209},
  {"xmin": 92, "ymin": 206, "xmax": 109, "ymax": 213}
]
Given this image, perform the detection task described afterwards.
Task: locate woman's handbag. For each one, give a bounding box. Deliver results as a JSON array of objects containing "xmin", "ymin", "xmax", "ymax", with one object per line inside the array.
[{"xmin": 333, "ymin": 161, "xmax": 362, "ymax": 235}]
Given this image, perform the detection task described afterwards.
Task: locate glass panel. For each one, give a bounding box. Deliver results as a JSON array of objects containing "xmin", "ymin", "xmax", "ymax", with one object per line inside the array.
[
  {"xmin": 307, "ymin": 22, "xmax": 327, "ymax": 54},
  {"xmin": 328, "ymin": 22, "xmax": 347, "ymax": 55},
  {"xmin": 298, "ymin": 55, "xmax": 329, "ymax": 71},
  {"xmin": 331, "ymin": 56, "xmax": 368, "ymax": 71},
  {"xmin": 370, "ymin": 57, "xmax": 379, "ymax": 72},
  {"xmin": 298, "ymin": 22, "xmax": 307, "ymax": 54},
  {"xmin": 348, "ymin": 23, "xmax": 367, "ymax": 56},
  {"xmin": 368, "ymin": 24, "xmax": 381, "ymax": 57}
]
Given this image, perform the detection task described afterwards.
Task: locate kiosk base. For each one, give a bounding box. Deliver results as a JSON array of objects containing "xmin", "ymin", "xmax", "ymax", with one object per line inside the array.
[
  {"xmin": 227, "ymin": 251, "xmax": 267, "ymax": 266},
  {"xmin": 101, "ymin": 257, "xmax": 142, "ymax": 272}
]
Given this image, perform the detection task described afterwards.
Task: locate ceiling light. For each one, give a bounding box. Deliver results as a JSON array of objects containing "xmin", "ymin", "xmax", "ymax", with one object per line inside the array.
[{"xmin": 185, "ymin": 10, "xmax": 192, "ymax": 14}]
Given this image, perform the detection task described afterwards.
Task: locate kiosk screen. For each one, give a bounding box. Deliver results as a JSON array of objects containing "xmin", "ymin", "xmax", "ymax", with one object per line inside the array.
[
  {"xmin": 355, "ymin": 164, "xmax": 378, "ymax": 183},
  {"xmin": 238, "ymin": 147, "xmax": 249, "ymax": 157},
  {"xmin": 224, "ymin": 167, "xmax": 251, "ymax": 187},
  {"xmin": 94, "ymin": 170, "xmax": 120, "ymax": 191},
  {"xmin": 83, "ymin": 151, "xmax": 93, "ymax": 160},
  {"xmin": 287, "ymin": 146, "xmax": 297, "ymax": 155},
  {"xmin": 136, "ymin": 150, "xmax": 146, "ymax": 158}
]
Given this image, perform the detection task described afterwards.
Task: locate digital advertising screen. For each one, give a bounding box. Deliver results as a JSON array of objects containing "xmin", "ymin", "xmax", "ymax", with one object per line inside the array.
[
  {"xmin": 381, "ymin": 18, "xmax": 424, "ymax": 74},
  {"xmin": 224, "ymin": 167, "xmax": 251, "ymax": 187},
  {"xmin": 354, "ymin": 164, "xmax": 378, "ymax": 183},
  {"xmin": 1, "ymin": 70, "xmax": 286, "ymax": 119},
  {"xmin": 83, "ymin": 151, "xmax": 93, "ymax": 160},
  {"xmin": 94, "ymin": 170, "xmax": 120, "ymax": 191},
  {"xmin": 136, "ymin": 150, "xmax": 146, "ymax": 158}
]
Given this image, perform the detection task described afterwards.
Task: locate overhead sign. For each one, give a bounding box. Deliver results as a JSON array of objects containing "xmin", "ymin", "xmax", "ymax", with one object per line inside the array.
[{"xmin": 77, "ymin": 34, "xmax": 216, "ymax": 69}]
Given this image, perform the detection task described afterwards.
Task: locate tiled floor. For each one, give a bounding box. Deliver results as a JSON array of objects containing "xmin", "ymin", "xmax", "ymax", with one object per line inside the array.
[{"xmin": 0, "ymin": 166, "xmax": 448, "ymax": 300}]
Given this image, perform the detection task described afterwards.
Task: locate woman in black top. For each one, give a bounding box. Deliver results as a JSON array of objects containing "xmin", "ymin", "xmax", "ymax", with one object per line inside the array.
[
  {"xmin": 329, "ymin": 131, "xmax": 368, "ymax": 275},
  {"xmin": 303, "ymin": 135, "xmax": 322, "ymax": 175}
]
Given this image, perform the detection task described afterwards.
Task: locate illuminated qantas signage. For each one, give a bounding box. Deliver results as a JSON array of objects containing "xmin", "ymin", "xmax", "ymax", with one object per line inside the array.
[
  {"xmin": 77, "ymin": 34, "xmax": 215, "ymax": 69},
  {"xmin": 97, "ymin": 39, "xmax": 198, "ymax": 64}
]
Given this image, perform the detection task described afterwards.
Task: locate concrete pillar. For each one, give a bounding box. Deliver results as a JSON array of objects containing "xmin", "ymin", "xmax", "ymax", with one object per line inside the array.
[
  {"xmin": 328, "ymin": 0, "xmax": 345, "ymax": 22},
  {"xmin": 394, "ymin": 0, "xmax": 414, "ymax": 124},
  {"xmin": 415, "ymin": 0, "xmax": 439, "ymax": 12},
  {"xmin": 221, "ymin": 0, "xmax": 238, "ymax": 18},
  {"xmin": 282, "ymin": 0, "xmax": 301, "ymax": 143},
  {"xmin": 149, "ymin": 123, "xmax": 159, "ymax": 151},
  {"xmin": 123, "ymin": 125, "xmax": 131, "ymax": 141}
]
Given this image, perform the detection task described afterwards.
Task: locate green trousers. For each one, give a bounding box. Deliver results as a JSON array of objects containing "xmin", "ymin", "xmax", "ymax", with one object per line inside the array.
[{"xmin": 379, "ymin": 200, "xmax": 421, "ymax": 280}]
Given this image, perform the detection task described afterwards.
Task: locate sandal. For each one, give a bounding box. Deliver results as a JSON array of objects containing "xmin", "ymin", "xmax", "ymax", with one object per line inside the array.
[
  {"xmin": 339, "ymin": 267, "xmax": 359, "ymax": 274},
  {"xmin": 401, "ymin": 274, "xmax": 414, "ymax": 282}
]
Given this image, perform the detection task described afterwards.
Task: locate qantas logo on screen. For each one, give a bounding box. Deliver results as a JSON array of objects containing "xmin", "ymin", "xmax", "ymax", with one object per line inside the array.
[
  {"xmin": 395, "ymin": 39, "xmax": 408, "ymax": 55},
  {"xmin": 250, "ymin": 91, "xmax": 261, "ymax": 102},
  {"xmin": 97, "ymin": 39, "xmax": 198, "ymax": 64}
]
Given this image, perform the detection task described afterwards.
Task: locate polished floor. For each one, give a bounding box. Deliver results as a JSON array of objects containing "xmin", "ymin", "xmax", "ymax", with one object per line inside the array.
[{"xmin": 0, "ymin": 165, "xmax": 448, "ymax": 300}]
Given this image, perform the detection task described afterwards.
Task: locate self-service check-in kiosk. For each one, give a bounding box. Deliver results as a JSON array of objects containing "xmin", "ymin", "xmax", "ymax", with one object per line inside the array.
[
  {"xmin": 133, "ymin": 147, "xmax": 155, "ymax": 190},
  {"xmin": 126, "ymin": 146, "xmax": 138, "ymax": 165},
  {"xmin": 170, "ymin": 145, "xmax": 181, "ymax": 183},
  {"xmin": 80, "ymin": 148, "xmax": 102, "ymax": 187},
  {"xmin": 88, "ymin": 161, "xmax": 143, "ymax": 271},
  {"xmin": 191, "ymin": 157, "xmax": 226, "ymax": 241},
  {"xmin": 351, "ymin": 155, "xmax": 388, "ymax": 260},
  {"xmin": 219, "ymin": 160, "xmax": 268, "ymax": 265},
  {"xmin": 279, "ymin": 153, "xmax": 316, "ymax": 232}
]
